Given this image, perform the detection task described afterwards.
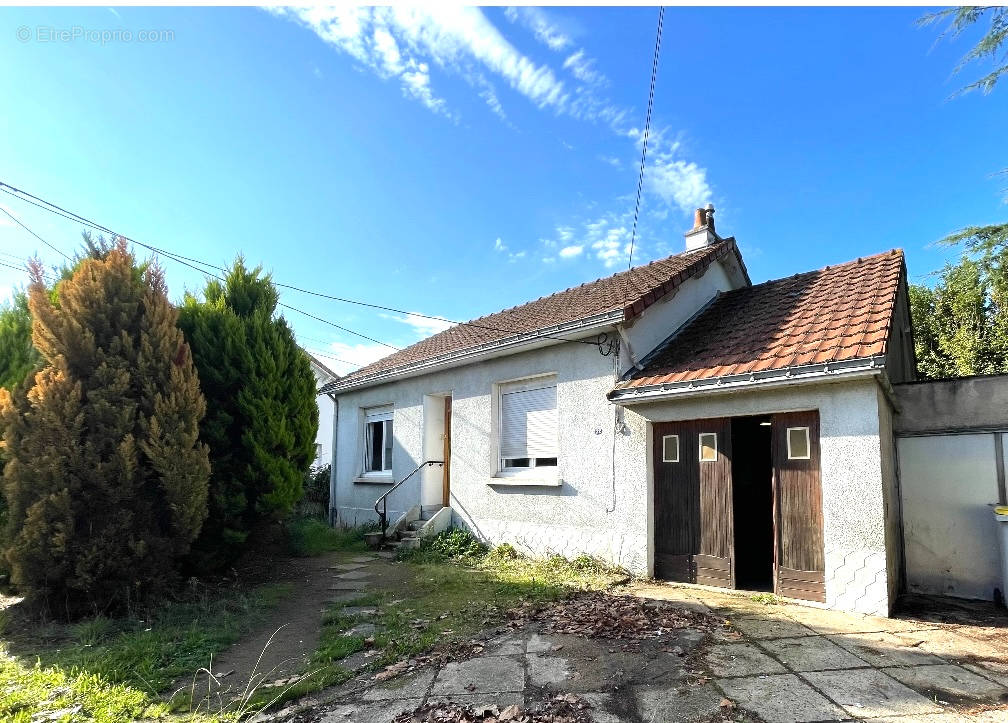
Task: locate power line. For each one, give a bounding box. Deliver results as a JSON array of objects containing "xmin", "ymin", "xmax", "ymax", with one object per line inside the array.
[
  {"xmin": 0, "ymin": 182, "xmax": 400, "ymax": 351},
  {"xmin": 0, "ymin": 204, "xmax": 71, "ymax": 261},
  {"xmin": 0, "ymin": 181, "xmax": 614, "ymax": 351},
  {"xmin": 625, "ymin": 6, "xmax": 664, "ymax": 286}
]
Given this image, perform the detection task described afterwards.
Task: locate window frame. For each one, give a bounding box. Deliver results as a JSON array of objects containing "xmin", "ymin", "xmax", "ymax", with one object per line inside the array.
[
  {"xmin": 698, "ymin": 432, "xmax": 718, "ymax": 462},
  {"xmin": 362, "ymin": 406, "xmax": 394, "ymax": 476},
  {"xmin": 786, "ymin": 426, "xmax": 811, "ymax": 460},
  {"xmin": 496, "ymin": 374, "xmax": 559, "ymax": 478},
  {"xmin": 662, "ymin": 434, "xmax": 680, "ymax": 463}
]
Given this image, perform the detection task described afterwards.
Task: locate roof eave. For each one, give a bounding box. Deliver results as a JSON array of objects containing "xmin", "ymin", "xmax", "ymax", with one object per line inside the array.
[
  {"xmin": 607, "ymin": 355, "xmax": 888, "ymax": 404},
  {"xmin": 322, "ymin": 310, "xmax": 625, "ymax": 396}
]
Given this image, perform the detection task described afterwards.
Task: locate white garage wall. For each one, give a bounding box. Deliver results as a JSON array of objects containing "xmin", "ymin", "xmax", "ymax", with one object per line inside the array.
[{"xmin": 897, "ymin": 433, "xmax": 1003, "ymax": 600}]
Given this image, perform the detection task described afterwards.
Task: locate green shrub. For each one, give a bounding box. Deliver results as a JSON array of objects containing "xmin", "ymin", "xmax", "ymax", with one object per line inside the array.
[
  {"xmin": 406, "ymin": 528, "xmax": 488, "ymax": 563},
  {"xmin": 0, "ymin": 244, "xmax": 210, "ymax": 616},
  {"xmin": 486, "ymin": 542, "xmax": 518, "ymax": 562},
  {"xmin": 179, "ymin": 259, "xmax": 319, "ymax": 570}
]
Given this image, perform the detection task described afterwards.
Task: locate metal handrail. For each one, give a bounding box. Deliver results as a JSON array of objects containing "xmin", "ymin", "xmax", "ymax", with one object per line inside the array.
[{"xmin": 374, "ymin": 460, "xmax": 444, "ymax": 537}]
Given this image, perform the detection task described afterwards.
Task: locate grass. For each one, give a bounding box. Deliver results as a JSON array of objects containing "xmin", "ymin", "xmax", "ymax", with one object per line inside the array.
[
  {"xmin": 285, "ymin": 518, "xmax": 372, "ymax": 557},
  {"xmin": 0, "ymin": 581, "xmax": 291, "ymax": 722},
  {"xmin": 256, "ymin": 529, "xmax": 627, "ymax": 710}
]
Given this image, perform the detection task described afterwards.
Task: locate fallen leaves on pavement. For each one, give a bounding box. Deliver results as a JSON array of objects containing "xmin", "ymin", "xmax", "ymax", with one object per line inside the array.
[
  {"xmin": 391, "ymin": 693, "xmax": 592, "ymax": 723},
  {"xmin": 508, "ymin": 592, "xmax": 725, "ymax": 640}
]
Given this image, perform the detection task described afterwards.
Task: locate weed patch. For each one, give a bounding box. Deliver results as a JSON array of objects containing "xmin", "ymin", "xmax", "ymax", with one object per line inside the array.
[{"xmin": 285, "ymin": 519, "xmax": 371, "ymax": 557}]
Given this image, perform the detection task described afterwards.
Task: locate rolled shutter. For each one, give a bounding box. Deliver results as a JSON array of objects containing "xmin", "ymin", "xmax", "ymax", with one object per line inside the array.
[{"xmin": 500, "ymin": 385, "xmax": 557, "ymax": 459}]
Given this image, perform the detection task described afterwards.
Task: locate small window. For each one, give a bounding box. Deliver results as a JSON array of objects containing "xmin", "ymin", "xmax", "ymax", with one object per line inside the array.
[
  {"xmin": 662, "ymin": 435, "xmax": 679, "ymax": 463},
  {"xmin": 787, "ymin": 427, "xmax": 810, "ymax": 460},
  {"xmin": 315, "ymin": 443, "xmax": 323, "ymax": 458},
  {"xmin": 363, "ymin": 407, "xmax": 393, "ymax": 474},
  {"xmin": 699, "ymin": 433, "xmax": 718, "ymax": 462}
]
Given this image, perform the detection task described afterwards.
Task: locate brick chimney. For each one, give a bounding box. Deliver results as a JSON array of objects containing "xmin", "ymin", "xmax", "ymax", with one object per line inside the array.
[{"xmin": 684, "ymin": 203, "xmax": 718, "ymax": 251}]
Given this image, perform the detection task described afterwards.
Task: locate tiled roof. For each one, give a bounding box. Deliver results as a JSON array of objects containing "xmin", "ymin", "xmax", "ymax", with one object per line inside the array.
[
  {"xmin": 326, "ymin": 240, "xmax": 744, "ymax": 391},
  {"xmin": 614, "ymin": 249, "xmax": 904, "ymax": 392}
]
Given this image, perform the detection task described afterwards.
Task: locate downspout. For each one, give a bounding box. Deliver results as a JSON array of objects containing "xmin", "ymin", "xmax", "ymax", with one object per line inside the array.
[{"xmin": 328, "ymin": 394, "xmax": 339, "ymax": 526}]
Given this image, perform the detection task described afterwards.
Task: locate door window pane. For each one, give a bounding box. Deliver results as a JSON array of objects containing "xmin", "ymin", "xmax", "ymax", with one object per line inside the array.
[
  {"xmin": 787, "ymin": 426, "xmax": 810, "ymax": 460},
  {"xmin": 699, "ymin": 433, "xmax": 718, "ymax": 462}
]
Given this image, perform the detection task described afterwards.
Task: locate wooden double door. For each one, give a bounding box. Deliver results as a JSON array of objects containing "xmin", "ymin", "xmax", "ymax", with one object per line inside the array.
[{"xmin": 653, "ymin": 412, "xmax": 825, "ymax": 602}]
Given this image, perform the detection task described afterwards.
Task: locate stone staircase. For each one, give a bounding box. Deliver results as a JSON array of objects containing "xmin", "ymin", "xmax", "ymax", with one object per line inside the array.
[{"xmin": 384, "ymin": 505, "xmax": 446, "ymax": 551}]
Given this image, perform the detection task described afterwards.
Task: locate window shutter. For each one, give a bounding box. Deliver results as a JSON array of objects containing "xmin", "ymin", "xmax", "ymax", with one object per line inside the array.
[{"xmin": 500, "ymin": 385, "xmax": 557, "ymax": 459}]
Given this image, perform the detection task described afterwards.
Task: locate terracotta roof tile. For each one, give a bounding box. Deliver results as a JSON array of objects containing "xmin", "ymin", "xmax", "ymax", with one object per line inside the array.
[
  {"xmin": 327, "ymin": 240, "xmax": 743, "ymax": 391},
  {"xmin": 616, "ymin": 249, "xmax": 904, "ymax": 392}
]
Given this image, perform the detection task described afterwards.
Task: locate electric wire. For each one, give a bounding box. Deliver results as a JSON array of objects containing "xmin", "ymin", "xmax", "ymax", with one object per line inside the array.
[
  {"xmin": 0, "ymin": 204, "xmax": 71, "ymax": 261},
  {"xmin": 0, "ymin": 181, "xmax": 616, "ymax": 352},
  {"xmin": 624, "ymin": 6, "xmax": 664, "ymax": 294}
]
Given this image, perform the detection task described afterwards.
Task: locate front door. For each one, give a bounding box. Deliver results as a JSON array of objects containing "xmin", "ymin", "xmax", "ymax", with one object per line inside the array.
[
  {"xmin": 654, "ymin": 418, "xmax": 734, "ymax": 588},
  {"xmin": 771, "ymin": 411, "xmax": 826, "ymax": 602},
  {"xmin": 442, "ymin": 396, "xmax": 452, "ymax": 507}
]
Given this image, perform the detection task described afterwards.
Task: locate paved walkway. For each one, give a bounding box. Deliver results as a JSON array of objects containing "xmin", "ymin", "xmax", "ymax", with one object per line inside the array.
[{"xmin": 292, "ymin": 564, "xmax": 1008, "ymax": 722}]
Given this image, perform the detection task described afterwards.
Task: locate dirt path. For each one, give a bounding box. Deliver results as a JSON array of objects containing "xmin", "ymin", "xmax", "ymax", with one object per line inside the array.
[{"xmin": 178, "ymin": 550, "xmax": 375, "ymax": 701}]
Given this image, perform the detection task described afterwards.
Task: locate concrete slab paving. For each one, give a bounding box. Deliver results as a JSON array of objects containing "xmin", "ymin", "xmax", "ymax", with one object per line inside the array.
[
  {"xmin": 527, "ymin": 653, "xmax": 573, "ymax": 688},
  {"xmin": 361, "ymin": 669, "xmax": 435, "ymax": 701},
  {"xmin": 705, "ymin": 642, "xmax": 787, "ymax": 678},
  {"xmin": 341, "ymin": 606, "xmax": 378, "ymax": 617},
  {"xmin": 828, "ymin": 630, "xmax": 946, "ymax": 668},
  {"xmin": 883, "ymin": 663, "xmax": 1008, "ymax": 703},
  {"xmin": 430, "ymin": 655, "xmax": 525, "ymax": 695},
  {"xmin": 632, "ymin": 682, "xmax": 726, "ymax": 723},
  {"xmin": 483, "ymin": 632, "xmax": 526, "ymax": 656},
  {"xmin": 526, "ymin": 632, "xmax": 563, "ymax": 654},
  {"xmin": 781, "ymin": 606, "xmax": 889, "ymax": 636},
  {"xmin": 716, "ymin": 673, "xmax": 848, "ymax": 723},
  {"xmin": 427, "ymin": 692, "xmax": 525, "ymax": 709},
  {"xmin": 346, "ymin": 623, "xmax": 377, "ymax": 637},
  {"xmin": 574, "ymin": 692, "xmax": 625, "ymax": 723},
  {"xmin": 347, "ymin": 555, "xmax": 377, "ymax": 563},
  {"xmin": 963, "ymin": 658, "xmax": 1008, "ymax": 687},
  {"xmin": 327, "ymin": 591, "xmax": 367, "ymax": 603},
  {"xmin": 320, "ymin": 697, "xmax": 421, "ymax": 723},
  {"xmin": 759, "ymin": 635, "xmax": 869, "ymax": 672},
  {"xmin": 803, "ymin": 668, "xmax": 945, "ymax": 718},
  {"xmin": 894, "ymin": 628, "xmax": 1000, "ymax": 662},
  {"xmin": 731, "ymin": 615, "xmax": 818, "ymax": 640}
]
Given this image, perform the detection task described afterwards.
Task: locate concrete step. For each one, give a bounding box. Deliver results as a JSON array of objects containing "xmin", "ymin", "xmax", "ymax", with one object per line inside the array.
[
  {"xmin": 419, "ymin": 505, "xmax": 444, "ymax": 521},
  {"xmin": 399, "ymin": 529, "xmax": 419, "ymax": 539},
  {"xmin": 407, "ymin": 520, "xmax": 425, "ymax": 531},
  {"xmin": 398, "ymin": 537, "xmax": 420, "ymax": 550}
]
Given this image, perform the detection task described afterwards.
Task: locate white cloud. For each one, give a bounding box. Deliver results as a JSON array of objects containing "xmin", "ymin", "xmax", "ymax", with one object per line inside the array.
[
  {"xmin": 558, "ymin": 244, "xmax": 583, "ymax": 258},
  {"xmin": 273, "ymin": 6, "xmax": 569, "ymax": 119},
  {"xmin": 504, "ymin": 6, "xmax": 572, "ymax": 51},
  {"xmin": 327, "ymin": 340, "xmax": 391, "ymax": 368},
  {"xmin": 385, "ymin": 311, "xmax": 455, "ymax": 337},
  {"xmin": 555, "ymin": 225, "xmax": 573, "ymax": 242},
  {"xmin": 493, "ymin": 236, "xmax": 526, "ymax": 262},
  {"xmin": 563, "ymin": 49, "xmax": 605, "ymax": 85},
  {"xmin": 494, "ymin": 237, "xmax": 507, "ymax": 252},
  {"xmin": 598, "ymin": 155, "xmax": 621, "ymax": 169}
]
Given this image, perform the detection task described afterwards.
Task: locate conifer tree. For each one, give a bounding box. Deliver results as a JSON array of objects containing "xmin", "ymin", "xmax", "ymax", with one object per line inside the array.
[
  {"xmin": 179, "ymin": 259, "xmax": 317, "ymax": 569},
  {"xmin": 0, "ymin": 241, "xmax": 209, "ymax": 615}
]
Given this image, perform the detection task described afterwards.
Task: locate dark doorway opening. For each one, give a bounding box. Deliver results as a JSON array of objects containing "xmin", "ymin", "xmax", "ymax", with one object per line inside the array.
[{"xmin": 731, "ymin": 415, "xmax": 774, "ymax": 591}]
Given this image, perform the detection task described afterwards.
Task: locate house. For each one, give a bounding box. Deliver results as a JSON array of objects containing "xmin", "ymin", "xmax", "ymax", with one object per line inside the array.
[
  {"xmin": 320, "ymin": 207, "xmax": 915, "ymax": 617},
  {"xmin": 307, "ymin": 353, "xmax": 340, "ymax": 469}
]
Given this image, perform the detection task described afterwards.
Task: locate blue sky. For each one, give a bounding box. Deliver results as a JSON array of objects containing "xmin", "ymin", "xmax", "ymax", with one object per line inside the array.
[{"xmin": 1, "ymin": 6, "xmax": 1005, "ymax": 373}]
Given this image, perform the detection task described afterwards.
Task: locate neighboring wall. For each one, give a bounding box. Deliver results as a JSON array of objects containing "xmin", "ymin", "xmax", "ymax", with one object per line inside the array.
[
  {"xmin": 628, "ymin": 377, "xmax": 892, "ymax": 616},
  {"xmin": 893, "ymin": 376, "xmax": 1008, "ymax": 601},
  {"xmin": 331, "ymin": 340, "xmax": 652, "ymax": 574},
  {"xmin": 311, "ymin": 365, "xmax": 336, "ymax": 468}
]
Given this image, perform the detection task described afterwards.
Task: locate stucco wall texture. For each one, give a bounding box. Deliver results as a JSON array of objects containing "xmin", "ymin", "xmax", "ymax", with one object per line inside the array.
[{"xmin": 613, "ymin": 377, "xmax": 893, "ymax": 616}]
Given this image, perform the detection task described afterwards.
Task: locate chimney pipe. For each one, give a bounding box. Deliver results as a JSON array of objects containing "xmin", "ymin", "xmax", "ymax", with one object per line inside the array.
[{"xmin": 684, "ymin": 203, "xmax": 719, "ymax": 251}]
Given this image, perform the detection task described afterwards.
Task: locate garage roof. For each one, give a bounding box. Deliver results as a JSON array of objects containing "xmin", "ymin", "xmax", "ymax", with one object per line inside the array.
[{"xmin": 612, "ymin": 248, "xmax": 904, "ymax": 396}]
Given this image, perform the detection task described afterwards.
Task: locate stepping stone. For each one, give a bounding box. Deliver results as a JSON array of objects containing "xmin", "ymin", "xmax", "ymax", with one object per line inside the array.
[
  {"xmin": 345, "ymin": 622, "xmax": 377, "ymax": 637},
  {"xmin": 328, "ymin": 591, "xmax": 366, "ymax": 603},
  {"xmin": 376, "ymin": 550, "xmax": 397, "ymax": 559},
  {"xmin": 431, "ymin": 656, "xmax": 524, "ymax": 695},
  {"xmin": 348, "ymin": 555, "xmax": 377, "ymax": 563},
  {"xmin": 329, "ymin": 563, "xmax": 365, "ymax": 571},
  {"xmin": 330, "ymin": 581, "xmax": 368, "ymax": 591},
  {"xmin": 337, "ymin": 570, "xmax": 373, "ymax": 580},
  {"xmin": 342, "ymin": 606, "xmax": 378, "ymax": 617}
]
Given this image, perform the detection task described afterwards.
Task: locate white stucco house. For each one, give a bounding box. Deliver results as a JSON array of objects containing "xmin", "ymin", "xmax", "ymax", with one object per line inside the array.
[
  {"xmin": 320, "ymin": 208, "xmax": 916, "ymax": 616},
  {"xmin": 307, "ymin": 354, "xmax": 339, "ymax": 468}
]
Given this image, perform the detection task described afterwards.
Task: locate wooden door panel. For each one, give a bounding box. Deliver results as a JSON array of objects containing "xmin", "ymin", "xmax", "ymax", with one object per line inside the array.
[
  {"xmin": 772, "ymin": 410, "xmax": 825, "ymax": 602},
  {"xmin": 654, "ymin": 419, "xmax": 733, "ymax": 588},
  {"xmin": 654, "ymin": 421, "xmax": 699, "ymax": 582}
]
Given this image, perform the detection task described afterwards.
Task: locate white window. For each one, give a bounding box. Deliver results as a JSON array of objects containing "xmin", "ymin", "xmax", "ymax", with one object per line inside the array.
[
  {"xmin": 699, "ymin": 432, "xmax": 718, "ymax": 462},
  {"xmin": 499, "ymin": 377, "xmax": 558, "ymax": 473},
  {"xmin": 363, "ymin": 406, "xmax": 393, "ymax": 474},
  {"xmin": 662, "ymin": 435, "xmax": 679, "ymax": 463},
  {"xmin": 787, "ymin": 426, "xmax": 811, "ymax": 460}
]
